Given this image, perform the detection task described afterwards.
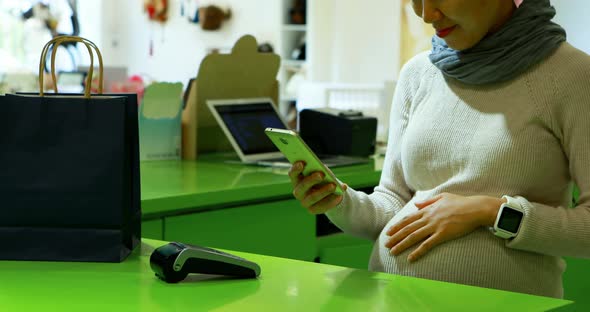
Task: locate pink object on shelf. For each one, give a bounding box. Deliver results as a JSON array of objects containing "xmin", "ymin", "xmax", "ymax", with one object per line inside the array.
[
  {"xmin": 514, "ymin": 0, "xmax": 524, "ymax": 8},
  {"xmin": 109, "ymin": 75, "xmax": 146, "ymax": 105}
]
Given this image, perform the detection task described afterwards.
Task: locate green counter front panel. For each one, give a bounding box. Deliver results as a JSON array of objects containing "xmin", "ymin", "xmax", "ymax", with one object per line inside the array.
[
  {"xmin": 317, "ymin": 233, "xmax": 374, "ymax": 270},
  {"xmin": 142, "ymin": 219, "xmax": 163, "ymax": 240},
  {"xmin": 164, "ymin": 199, "xmax": 316, "ymax": 261},
  {"xmin": 563, "ymin": 184, "xmax": 588, "ymax": 307},
  {"xmin": 563, "ymin": 257, "xmax": 590, "ymax": 309}
]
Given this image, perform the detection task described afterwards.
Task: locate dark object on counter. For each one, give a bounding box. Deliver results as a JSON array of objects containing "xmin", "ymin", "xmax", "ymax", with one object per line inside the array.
[
  {"xmin": 299, "ymin": 108, "xmax": 377, "ymax": 157},
  {"xmin": 0, "ymin": 92, "xmax": 141, "ymax": 262},
  {"xmin": 150, "ymin": 242, "xmax": 261, "ymax": 283}
]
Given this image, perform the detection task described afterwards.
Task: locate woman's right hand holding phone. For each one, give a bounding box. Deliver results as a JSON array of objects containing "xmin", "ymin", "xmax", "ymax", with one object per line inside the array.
[{"xmin": 288, "ymin": 161, "xmax": 348, "ymax": 214}]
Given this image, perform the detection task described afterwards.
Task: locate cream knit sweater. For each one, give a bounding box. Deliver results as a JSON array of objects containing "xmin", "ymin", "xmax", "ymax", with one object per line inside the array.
[{"xmin": 326, "ymin": 42, "xmax": 590, "ymax": 298}]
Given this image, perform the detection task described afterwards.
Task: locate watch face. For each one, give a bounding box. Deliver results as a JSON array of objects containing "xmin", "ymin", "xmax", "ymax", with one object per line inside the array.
[{"xmin": 498, "ymin": 206, "xmax": 524, "ymax": 233}]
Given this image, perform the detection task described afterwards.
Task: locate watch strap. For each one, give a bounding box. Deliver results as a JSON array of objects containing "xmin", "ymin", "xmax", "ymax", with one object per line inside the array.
[
  {"xmin": 501, "ymin": 195, "xmax": 521, "ymax": 210},
  {"xmin": 493, "ymin": 229, "xmax": 513, "ymax": 239}
]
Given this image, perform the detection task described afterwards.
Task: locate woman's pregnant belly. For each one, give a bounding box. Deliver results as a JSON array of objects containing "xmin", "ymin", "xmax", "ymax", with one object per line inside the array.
[{"xmin": 368, "ymin": 204, "xmax": 564, "ymax": 297}]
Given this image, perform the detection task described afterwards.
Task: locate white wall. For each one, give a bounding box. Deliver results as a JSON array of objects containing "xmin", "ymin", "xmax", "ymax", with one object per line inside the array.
[
  {"xmin": 311, "ymin": 0, "xmax": 401, "ymax": 83},
  {"xmin": 553, "ymin": 0, "xmax": 590, "ymax": 54},
  {"xmin": 81, "ymin": 0, "xmax": 280, "ymax": 86},
  {"xmin": 79, "ymin": 0, "xmax": 401, "ymax": 86},
  {"xmin": 77, "ymin": 1, "xmax": 103, "ymax": 67}
]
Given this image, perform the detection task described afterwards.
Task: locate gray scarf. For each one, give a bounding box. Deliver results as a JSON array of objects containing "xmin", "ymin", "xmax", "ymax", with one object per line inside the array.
[{"xmin": 429, "ymin": 0, "xmax": 566, "ymax": 85}]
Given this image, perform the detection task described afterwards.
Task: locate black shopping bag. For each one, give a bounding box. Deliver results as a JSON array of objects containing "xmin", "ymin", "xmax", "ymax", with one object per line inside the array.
[{"xmin": 0, "ymin": 36, "xmax": 140, "ymax": 262}]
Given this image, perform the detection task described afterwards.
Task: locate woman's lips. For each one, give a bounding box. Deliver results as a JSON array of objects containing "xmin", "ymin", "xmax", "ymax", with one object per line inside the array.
[{"xmin": 436, "ymin": 25, "xmax": 456, "ymax": 38}]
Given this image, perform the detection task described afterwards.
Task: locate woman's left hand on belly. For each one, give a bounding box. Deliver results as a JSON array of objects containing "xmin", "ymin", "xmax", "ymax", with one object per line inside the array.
[{"xmin": 384, "ymin": 193, "xmax": 504, "ymax": 262}]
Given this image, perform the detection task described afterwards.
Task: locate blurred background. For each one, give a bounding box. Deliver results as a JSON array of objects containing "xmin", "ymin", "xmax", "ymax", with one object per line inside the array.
[{"xmin": 1, "ymin": 0, "xmax": 588, "ymax": 128}]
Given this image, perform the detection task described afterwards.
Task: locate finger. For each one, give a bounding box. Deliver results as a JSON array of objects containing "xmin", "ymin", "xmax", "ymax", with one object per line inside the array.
[
  {"xmin": 390, "ymin": 225, "xmax": 434, "ymax": 256},
  {"xmin": 308, "ymin": 192, "xmax": 344, "ymax": 214},
  {"xmin": 292, "ymin": 171, "xmax": 325, "ymax": 200},
  {"xmin": 415, "ymin": 194, "xmax": 444, "ymax": 209},
  {"xmin": 301, "ymin": 183, "xmax": 337, "ymax": 208},
  {"xmin": 385, "ymin": 218, "xmax": 427, "ymax": 249},
  {"xmin": 288, "ymin": 161, "xmax": 306, "ymax": 186},
  {"xmin": 407, "ymin": 233, "xmax": 444, "ymax": 262},
  {"xmin": 386, "ymin": 211, "xmax": 423, "ymax": 236}
]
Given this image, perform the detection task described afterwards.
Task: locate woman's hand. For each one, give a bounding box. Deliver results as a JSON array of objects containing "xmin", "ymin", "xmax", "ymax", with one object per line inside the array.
[
  {"xmin": 288, "ymin": 161, "xmax": 348, "ymax": 214},
  {"xmin": 384, "ymin": 193, "xmax": 504, "ymax": 262}
]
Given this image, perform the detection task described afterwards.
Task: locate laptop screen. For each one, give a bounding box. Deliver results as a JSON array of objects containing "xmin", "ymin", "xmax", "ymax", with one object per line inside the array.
[{"xmin": 213, "ymin": 101, "xmax": 286, "ymax": 155}]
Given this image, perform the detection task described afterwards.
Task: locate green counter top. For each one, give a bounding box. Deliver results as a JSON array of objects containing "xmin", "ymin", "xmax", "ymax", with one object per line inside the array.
[
  {"xmin": 140, "ymin": 154, "xmax": 382, "ymax": 218},
  {"xmin": 0, "ymin": 239, "xmax": 572, "ymax": 311}
]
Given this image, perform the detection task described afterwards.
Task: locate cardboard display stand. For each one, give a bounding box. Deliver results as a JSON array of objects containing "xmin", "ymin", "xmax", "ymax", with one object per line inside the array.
[
  {"xmin": 139, "ymin": 82, "xmax": 183, "ymax": 161},
  {"xmin": 182, "ymin": 34, "xmax": 280, "ymax": 160}
]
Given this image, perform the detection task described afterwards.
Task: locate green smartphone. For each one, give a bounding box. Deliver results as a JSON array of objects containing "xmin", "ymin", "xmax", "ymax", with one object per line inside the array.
[{"xmin": 264, "ymin": 127, "xmax": 344, "ymax": 195}]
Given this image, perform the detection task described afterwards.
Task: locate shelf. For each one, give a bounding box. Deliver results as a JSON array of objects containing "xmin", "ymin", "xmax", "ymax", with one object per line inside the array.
[
  {"xmin": 282, "ymin": 66, "xmax": 304, "ymax": 73},
  {"xmin": 282, "ymin": 60, "xmax": 306, "ymax": 67},
  {"xmin": 279, "ymin": 0, "xmax": 309, "ymax": 110},
  {"xmin": 282, "ymin": 24, "xmax": 307, "ymax": 31},
  {"xmin": 281, "ymin": 94, "xmax": 298, "ymax": 102}
]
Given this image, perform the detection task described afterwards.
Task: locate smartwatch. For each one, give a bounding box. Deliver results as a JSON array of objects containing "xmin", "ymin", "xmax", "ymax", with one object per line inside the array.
[{"xmin": 492, "ymin": 195, "xmax": 525, "ymax": 239}]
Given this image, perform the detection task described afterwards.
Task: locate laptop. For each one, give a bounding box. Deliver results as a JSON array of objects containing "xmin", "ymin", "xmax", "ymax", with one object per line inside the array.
[{"xmin": 207, "ymin": 97, "xmax": 370, "ymax": 168}]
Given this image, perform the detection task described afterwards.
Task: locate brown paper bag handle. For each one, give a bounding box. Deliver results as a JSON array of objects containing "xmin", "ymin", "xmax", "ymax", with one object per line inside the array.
[
  {"xmin": 38, "ymin": 36, "xmax": 103, "ymax": 98},
  {"xmin": 39, "ymin": 36, "xmax": 93, "ymax": 97},
  {"xmin": 51, "ymin": 36, "xmax": 104, "ymax": 96}
]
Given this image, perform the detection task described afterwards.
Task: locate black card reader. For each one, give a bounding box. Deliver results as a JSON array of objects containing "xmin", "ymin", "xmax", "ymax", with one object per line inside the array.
[{"xmin": 150, "ymin": 242, "xmax": 261, "ymax": 283}]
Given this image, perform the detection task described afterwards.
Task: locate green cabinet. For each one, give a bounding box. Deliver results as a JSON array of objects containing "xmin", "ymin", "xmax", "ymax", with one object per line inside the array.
[
  {"xmin": 139, "ymin": 157, "xmax": 382, "ymax": 264},
  {"xmin": 142, "ymin": 219, "xmax": 163, "ymax": 240},
  {"xmin": 164, "ymin": 199, "xmax": 316, "ymax": 261},
  {"xmin": 563, "ymin": 257, "xmax": 590, "ymax": 308},
  {"xmin": 317, "ymin": 233, "xmax": 373, "ymax": 270},
  {"xmin": 562, "ymin": 185, "xmax": 588, "ymax": 306}
]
